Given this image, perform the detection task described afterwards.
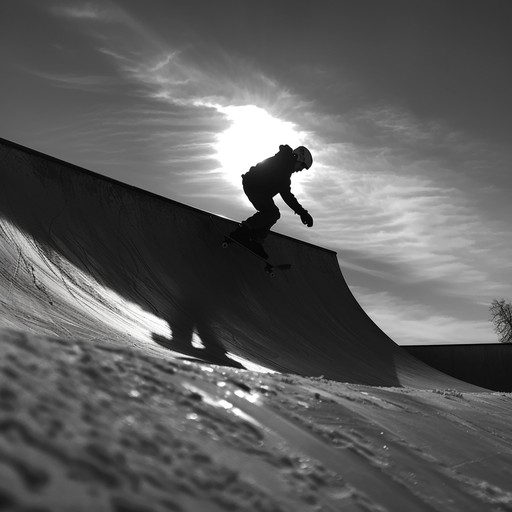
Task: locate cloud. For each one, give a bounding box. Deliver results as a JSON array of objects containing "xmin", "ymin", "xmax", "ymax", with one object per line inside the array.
[
  {"xmin": 292, "ymin": 102, "xmax": 512, "ymax": 317},
  {"xmin": 50, "ymin": 2, "xmax": 122, "ymax": 23},
  {"xmin": 49, "ymin": 0, "xmax": 291, "ymax": 121},
  {"xmin": 49, "ymin": 1, "xmax": 160, "ymax": 49},
  {"xmin": 29, "ymin": 71, "xmax": 120, "ymax": 92},
  {"xmin": 351, "ymin": 287, "xmax": 495, "ymax": 345},
  {"xmin": 122, "ymin": 48, "xmax": 301, "ymax": 119}
]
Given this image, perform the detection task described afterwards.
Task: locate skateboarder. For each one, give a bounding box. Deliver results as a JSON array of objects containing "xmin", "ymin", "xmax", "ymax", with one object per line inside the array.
[{"xmin": 230, "ymin": 144, "xmax": 314, "ymax": 259}]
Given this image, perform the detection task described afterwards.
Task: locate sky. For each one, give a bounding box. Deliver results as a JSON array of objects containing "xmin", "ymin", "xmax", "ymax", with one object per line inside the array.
[{"xmin": 1, "ymin": 0, "xmax": 512, "ymax": 346}]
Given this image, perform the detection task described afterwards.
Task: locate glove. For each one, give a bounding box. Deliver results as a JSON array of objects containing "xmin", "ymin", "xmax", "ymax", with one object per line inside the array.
[{"xmin": 299, "ymin": 210, "xmax": 313, "ymax": 227}]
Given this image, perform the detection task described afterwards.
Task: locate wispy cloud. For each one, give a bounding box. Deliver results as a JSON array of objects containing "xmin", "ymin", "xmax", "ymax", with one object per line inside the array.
[
  {"xmin": 121, "ymin": 49, "xmax": 301, "ymax": 118},
  {"xmin": 29, "ymin": 71, "xmax": 120, "ymax": 92},
  {"xmin": 52, "ymin": 3, "xmax": 302, "ymax": 116},
  {"xmin": 351, "ymin": 287, "xmax": 495, "ymax": 345},
  {"xmin": 50, "ymin": 2, "xmax": 123, "ymax": 23},
  {"xmin": 293, "ymin": 103, "xmax": 512, "ymax": 327}
]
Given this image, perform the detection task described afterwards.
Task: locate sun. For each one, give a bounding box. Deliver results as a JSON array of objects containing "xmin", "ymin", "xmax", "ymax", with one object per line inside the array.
[{"xmin": 214, "ymin": 105, "xmax": 303, "ymax": 185}]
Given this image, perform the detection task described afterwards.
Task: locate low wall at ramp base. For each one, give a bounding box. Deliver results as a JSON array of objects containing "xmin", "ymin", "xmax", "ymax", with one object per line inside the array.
[{"xmin": 405, "ymin": 344, "xmax": 512, "ymax": 392}]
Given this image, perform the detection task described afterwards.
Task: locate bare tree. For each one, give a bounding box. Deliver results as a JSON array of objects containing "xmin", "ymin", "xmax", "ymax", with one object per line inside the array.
[{"xmin": 489, "ymin": 299, "xmax": 512, "ymax": 343}]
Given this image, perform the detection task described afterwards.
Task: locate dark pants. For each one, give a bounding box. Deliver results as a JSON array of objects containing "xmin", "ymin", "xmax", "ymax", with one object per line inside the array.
[{"xmin": 243, "ymin": 181, "xmax": 280, "ymax": 241}]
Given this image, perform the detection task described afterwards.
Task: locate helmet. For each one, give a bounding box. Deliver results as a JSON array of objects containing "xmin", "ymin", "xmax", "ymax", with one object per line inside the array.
[{"xmin": 293, "ymin": 146, "xmax": 313, "ymax": 169}]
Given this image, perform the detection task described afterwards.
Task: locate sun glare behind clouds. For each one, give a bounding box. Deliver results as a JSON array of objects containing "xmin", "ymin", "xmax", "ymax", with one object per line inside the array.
[{"xmin": 214, "ymin": 105, "xmax": 303, "ymax": 185}]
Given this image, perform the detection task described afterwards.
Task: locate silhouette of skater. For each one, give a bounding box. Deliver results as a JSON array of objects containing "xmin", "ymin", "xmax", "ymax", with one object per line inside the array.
[{"xmin": 230, "ymin": 145, "xmax": 314, "ymax": 258}]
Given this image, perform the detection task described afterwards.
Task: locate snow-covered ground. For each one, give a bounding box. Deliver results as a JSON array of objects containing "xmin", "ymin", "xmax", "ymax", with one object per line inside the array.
[{"xmin": 2, "ymin": 328, "xmax": 512, "ymax": 512}]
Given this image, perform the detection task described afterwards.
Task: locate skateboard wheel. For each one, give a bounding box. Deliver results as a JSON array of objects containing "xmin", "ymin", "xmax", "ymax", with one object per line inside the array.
[
  {"xmin": 264, "ymin": 267, "xmax": 276, "ymax": 278},
  {"xmin": 221, "ymin": 241, "xmax": 229, "ymax": 249}
]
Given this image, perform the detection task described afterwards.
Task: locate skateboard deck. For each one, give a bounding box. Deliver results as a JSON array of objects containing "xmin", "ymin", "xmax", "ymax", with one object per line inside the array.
[{"xmin": 209, "ymin": 216, "xmax": 291, "ymax": 277}]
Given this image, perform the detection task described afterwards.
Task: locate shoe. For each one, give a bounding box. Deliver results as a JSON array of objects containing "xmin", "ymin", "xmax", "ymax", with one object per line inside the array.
[
  {"xmin": 230, "ymin": 223, "xmax": 252, "ymax": 244},
  {"xmin": 247, "ymin": 240, "xmax": 268, "ymax": 259}
]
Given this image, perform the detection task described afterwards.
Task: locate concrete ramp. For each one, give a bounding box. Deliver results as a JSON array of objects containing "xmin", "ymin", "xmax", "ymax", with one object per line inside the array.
[{"xmin": 0, "ymin": 138, "xmax": 482, "ymax": 390}]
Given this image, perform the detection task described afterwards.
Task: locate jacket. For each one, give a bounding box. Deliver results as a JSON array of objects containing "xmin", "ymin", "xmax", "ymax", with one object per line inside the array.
[{"xmin": 242, "ymin": 145, "xmax": 305, "ymax": 215}]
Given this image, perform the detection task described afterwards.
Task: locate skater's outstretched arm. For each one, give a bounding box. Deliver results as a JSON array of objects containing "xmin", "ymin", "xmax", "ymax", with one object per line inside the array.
[{"xmin": 280, "ymin": 190, "xmax": 313, "ymax": 227}]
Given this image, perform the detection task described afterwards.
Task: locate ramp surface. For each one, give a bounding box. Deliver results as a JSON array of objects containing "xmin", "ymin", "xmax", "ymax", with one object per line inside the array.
[{"xmin": 0, "ymin": 138, "xmax": 482, "ymax": 390}]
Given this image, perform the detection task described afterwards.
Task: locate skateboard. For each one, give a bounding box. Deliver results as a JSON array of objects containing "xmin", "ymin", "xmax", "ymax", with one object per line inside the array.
[{"xmin": 209, "ymin": 216, "xmax": 291, "ymax": 277}]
